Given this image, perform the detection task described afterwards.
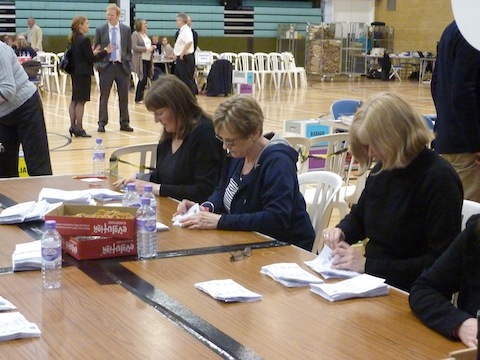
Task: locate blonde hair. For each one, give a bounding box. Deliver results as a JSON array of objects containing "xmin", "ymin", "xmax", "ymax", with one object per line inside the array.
[
  {"xmin": 106, "ymin": 4, "xmax": 121, "ymax": 16},
  {"xmin": 350, "ymin": 92, "xmax": 434, "ymax": 173},
  {"xmin": 213, "ymin": 95, "xmax": 264, "ymax": 137}
]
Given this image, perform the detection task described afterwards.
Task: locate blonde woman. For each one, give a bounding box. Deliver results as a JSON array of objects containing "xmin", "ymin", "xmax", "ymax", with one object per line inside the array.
[{"xmin": 322, "ymin": 92, "xmax": 463, "ymax": 291}]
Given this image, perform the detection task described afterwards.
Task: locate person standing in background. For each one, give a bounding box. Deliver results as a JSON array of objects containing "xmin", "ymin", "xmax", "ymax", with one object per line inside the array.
[
  {"xmin": 0, "ymin": 41, "xmax": 52, "ymax": 177},
  {"xmin": 187, "ymin": 16, "xmax": 198, "ymax": 53},
  {"xmin": 131, "ymin": 19, "xmax": 156, "ymax": 104},
  {"xmin": 94, "ymin": 4, "xmax": 133, "ymax": 133},
  {"xmin": 432, "ymin": 21, "xmax": 480, "ymax": 202},
  {"xmin": 173, "ymin": 13, "xmax": 196, "ymax": 95},
  {"xmin": 68, "ymin": 16, "xmax": 111, "ymax": 138},
  {"xmin": 23, "ymin": 18, "xmax": 42, "ymax": 51}
]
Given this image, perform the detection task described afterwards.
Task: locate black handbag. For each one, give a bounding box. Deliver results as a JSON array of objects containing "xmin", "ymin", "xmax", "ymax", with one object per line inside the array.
[{"xmin": 59, "ymin": 48, "xmax": 73, "ymax": 74}]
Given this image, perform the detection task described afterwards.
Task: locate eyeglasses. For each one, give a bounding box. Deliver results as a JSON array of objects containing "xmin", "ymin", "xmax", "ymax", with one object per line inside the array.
[
  {"xmin": 216, "ymin": 135, "xmax": 242, "ymax": 148},
  {"xmin": 230, "ymin": 247, "xmax": 252, "ymax": 261}
]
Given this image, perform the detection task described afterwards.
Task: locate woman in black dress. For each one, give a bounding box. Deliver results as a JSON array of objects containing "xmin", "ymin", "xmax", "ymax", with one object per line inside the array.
[{"xmin": 68, "ymin": 16, "xmax": 111, "ymax": 137}]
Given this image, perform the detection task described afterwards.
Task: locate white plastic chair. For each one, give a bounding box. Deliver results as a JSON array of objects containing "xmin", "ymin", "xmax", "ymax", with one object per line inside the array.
[
  {"xmin": 219, "ymin": 52, "xmax": 238, "ymax": 70},
  {"xmin": 268, "ymin": 52, "xmax": 291, "ymax": 89},
  {"xmin": 235, "ymin": 52, "xmax": 254, "ymax": 72},
  {"xmin": 461, "ymin": 199, "xmax": 480, "ymax": 230},
  {"xmin": 282, "ymin": 51, "xmax": 307, "ymax": 88},
  {"xmin": 253, "ymin": 52, "xmax": 272, "ymax": 90},
  {"xmin": 389, "ymin": 65, "xmax": 403, "ymax": 81},
  {"xmin": 109, "ymin": 143, "xmax": 158, "ymax": 177},
  {"xmin": 298, "ymin": 171, "xmax": 343, "ymax": 253},
  {"xmin": 308, "ymin": 133, "xmax": 365, "ymax": 220},
  {"xmin": 43, "ymin": 52, "xmax": 61, "ymax": 93},
  {"xmin": 285, "ymin": 136, "xmax": 311, "ymax": 174},
  {"xmin": 57, "ymin": 52, "xmax": 69, "ymax": 94}
]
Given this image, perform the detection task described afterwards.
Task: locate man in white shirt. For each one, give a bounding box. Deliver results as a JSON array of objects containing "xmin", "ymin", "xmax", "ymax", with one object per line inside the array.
[
  {"xmin": 173, "ymin": 13, "xmax": 196, "ymax": 95},
  {"xmin": 23, "ymin": 18, "xmax": 42, "ymax": 51}
]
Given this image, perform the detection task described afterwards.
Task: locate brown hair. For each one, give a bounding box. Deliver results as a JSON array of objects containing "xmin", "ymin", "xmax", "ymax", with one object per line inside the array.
[
  {"xmin": 144, "ymin": 75, "xmax": 209, "ymax": 141},
  {"xmin": 68, "ymin": 16, "xmax": 87, "ymax": 44}
]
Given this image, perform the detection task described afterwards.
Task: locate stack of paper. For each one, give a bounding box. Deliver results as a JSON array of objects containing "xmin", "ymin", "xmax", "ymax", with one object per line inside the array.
[
  {"xmin": 0, "ymin": 296, "xmax": 16, "ymax": 311},
  {"xmin": 0, "ymin": 312, "xmax": 41, "ymax": 341},
  {"xmin": 194, "ymin": 279, "xmax": 262, "ymax": 302},
  {"xmin": 310, "ymin": 274, "xmax": 389, "ymax": 302},
  {"xmin": 304, "ymin": 245, "xmax": 361, "ymax": 279},
  {"xmin": 38, "ymin": 188, "xmax": 94, "ymax": 204},
  {"xmin": 0, "ymin": 200, "xmax": 59, "ymax": 224},
  {"xmin": 260, "ymin": 263, "xmax": 324, "ymax": 287},
  {"xmin": 12, "ymin": 241, "xmax": 42, "ymax": 272},
  {"xmin": 88, "ymin": 189, "xmax": 124, "ymax": 202}
]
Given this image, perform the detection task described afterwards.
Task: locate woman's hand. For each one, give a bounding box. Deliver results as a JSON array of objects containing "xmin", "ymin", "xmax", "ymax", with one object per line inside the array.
[
  {"xmin": 179, "ymin": 212, "xmax": 221, "ymax": 230},
  {"xmin": 92, "ymin": 44, "xmax": 101, "ymax": 55},
  {"xmin": 112, "ymin": 175, "xmax": 152, "ymax": 193},
  {"xmin": 330, "ymin": 241, "xmax": 366, "ymax": 273},
  {"xmin": 112, "ymin": 174, "xmax": 137, "ymax": 189},
  {"xmin": 175, "ymin": 199, "xmax": 197, "ymax": 216},
  {"xmin": 322, "ymin": 227, "xmax": 346, "ymax": 249},
  {"xmin": 457, "ymin": 318, "xmax": 478, "ymax": 348}
]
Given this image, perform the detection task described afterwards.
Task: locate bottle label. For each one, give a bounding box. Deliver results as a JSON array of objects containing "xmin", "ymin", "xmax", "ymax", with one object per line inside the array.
[
  {"xmin": 42, "ymin": 246, "xmax": 61, "ymax": 262},
  {"xmin": 93, "ymin": 152, "xmax": 105, "ymax": 161},
  {"xmin": 145, "ymin": 219, "xmax": 156, "ymax": 232}
]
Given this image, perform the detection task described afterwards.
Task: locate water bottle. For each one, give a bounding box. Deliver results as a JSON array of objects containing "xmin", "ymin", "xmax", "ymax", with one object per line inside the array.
[
  {"xmin": 141, "ymin": 184, "xmax": 157, "ymax": 214},
  {"xmin": 92, "ymin": 138, "xmax": 105, "ymax": 176},
  {"xmin": 136, "ymin": 198, "xmax": 157, "ymax": 259},
  {"xmin": 122, "ymin": 182, "xmax": 140, "ymax": 207},
  {"xmin": 41, "ymin": 220, "xmax": 62, "ymax": 289}
]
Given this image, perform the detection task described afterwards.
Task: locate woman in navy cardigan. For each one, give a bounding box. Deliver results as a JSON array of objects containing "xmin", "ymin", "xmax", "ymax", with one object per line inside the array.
[
  {"xmin": 68, "ymin": 16, "xmax": 111, "ymax": 137},
  {"xmin": 176, "ymin": 95, "xmax": 315, "ymax": 251}
]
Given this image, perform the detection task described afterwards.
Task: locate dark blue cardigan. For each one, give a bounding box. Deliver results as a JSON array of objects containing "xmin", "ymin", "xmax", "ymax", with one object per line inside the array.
[{"xmin": 207, "ymin": 134, "xmax": 315, "ymax": 251}]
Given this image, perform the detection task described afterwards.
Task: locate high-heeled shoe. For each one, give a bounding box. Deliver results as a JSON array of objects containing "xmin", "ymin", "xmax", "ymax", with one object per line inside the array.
[
  {"xmin": 68, "ymin": 127, "xmax": 74, "ymax": 137},
  {"xmin": 74, "ymin": 129, "xmax": 92, "ymax": 138}
]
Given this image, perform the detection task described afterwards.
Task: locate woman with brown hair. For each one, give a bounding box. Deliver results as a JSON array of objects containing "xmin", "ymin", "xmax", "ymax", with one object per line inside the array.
[
  {"xmin": 68, "ymin": 16, "xmax": 111, "ymax": 137},
  {"xmin": 113, "ymin": 75, "xmax": 224, "ymax": 202}
]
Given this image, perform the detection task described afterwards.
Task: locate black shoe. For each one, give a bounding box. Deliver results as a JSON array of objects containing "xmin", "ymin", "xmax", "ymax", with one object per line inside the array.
[
  {"xmin": 97, "ymin": 125, "xmax": 105, "ymax": 132},
  {"xmin": 74, "ymin": 129, "xmax": 92, "ymax": 138},
  {"xmin": 120, "ymin": 125, "xmax": 134, "ymax": 132},
  {"xmin": 69, "ymin": 127, "xmax": 74, "ymax": 137}
]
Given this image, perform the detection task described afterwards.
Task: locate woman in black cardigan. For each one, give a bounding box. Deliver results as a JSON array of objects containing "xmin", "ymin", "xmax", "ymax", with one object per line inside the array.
[
  {"xmin": 113, "ymin": 75, "xmax": 224, "ymax": 202},
  {"xmin": 68, "ymin": 16, "xmax": 111, "ymax": 137}
]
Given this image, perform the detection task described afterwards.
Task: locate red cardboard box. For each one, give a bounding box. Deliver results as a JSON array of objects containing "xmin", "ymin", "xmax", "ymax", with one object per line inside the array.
[
  {"xmin": 63, "ymin": 236, "xmax": 137, "ymax": 260},
  {"xmin": 45, "ymin": 204, "xmax": 137, "ymax": 239}
]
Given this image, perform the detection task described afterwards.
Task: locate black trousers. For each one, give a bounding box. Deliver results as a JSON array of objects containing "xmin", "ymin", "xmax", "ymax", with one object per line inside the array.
[
  {"xmin": 98, "ymin": 62, "xmax": 130, "ymax": 127},
  {"xmin": 174, "ymin": 53, "xmax": 196, "ymax": 95},
  {"xmin": 0, "ymin": 91, "xmax": 52, "ymax": 177},
  {"xmin": 135, "ymin": 60, "xmax": 151, "ymax": 102}
]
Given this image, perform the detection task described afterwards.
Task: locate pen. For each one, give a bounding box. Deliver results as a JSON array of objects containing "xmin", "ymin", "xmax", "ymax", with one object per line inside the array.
[{"xmin": 73, "ymin": 176, "xmax": 108, "ymax": 180}]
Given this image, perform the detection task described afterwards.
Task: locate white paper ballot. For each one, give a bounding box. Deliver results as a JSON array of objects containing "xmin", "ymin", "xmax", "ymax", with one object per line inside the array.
[
  {"xmin": 0, "ymin": 312, "xmax": 41, "ymax": 342},
  {"xmin": 194, "ymin": 279, "xmax": 262, "ymax": 303},
  {"xmin": 310, "ymin": 274, "xmax": 389, "ymax": 302},
  {"xmin": 172, "ymin": 203, "xmax": 200, "ymax": 226},
  {"xmin": 260, "ymin": 263, "xmax": 324, "ymax": 287},
  {"xmin": 304, "ymin": 245, "xmax": 361, "ymax": 279}
]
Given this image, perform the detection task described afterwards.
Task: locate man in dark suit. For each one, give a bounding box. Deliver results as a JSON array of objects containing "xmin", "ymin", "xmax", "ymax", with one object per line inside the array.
[
  {"xmin": 93, "ymin": 4, "xmax": 133, "ymax": 132},
  {"xmin": 173, "ymin": 13, "xmax": 196, "ymax": 95}
]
